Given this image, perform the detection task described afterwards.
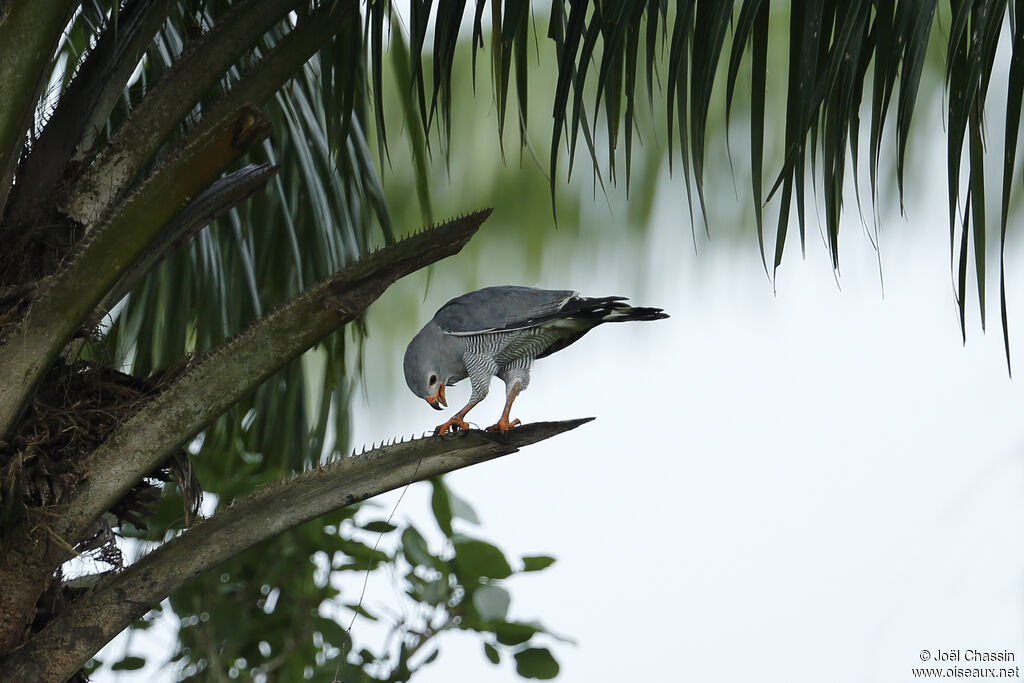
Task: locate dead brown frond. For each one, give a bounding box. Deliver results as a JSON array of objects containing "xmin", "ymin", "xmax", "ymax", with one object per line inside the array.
[{"xmin": 0, "ymin": 358, "xmax": 202, "ymax": 552}]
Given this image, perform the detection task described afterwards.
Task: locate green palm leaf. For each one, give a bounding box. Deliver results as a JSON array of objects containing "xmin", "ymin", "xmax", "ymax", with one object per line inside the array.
[{"xmin": 383, "ymin": 1, "xmax": 1017, "ymax": 364}]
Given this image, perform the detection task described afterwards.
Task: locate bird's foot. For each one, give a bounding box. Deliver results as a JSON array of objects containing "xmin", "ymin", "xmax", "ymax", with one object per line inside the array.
[
  {"xmin": 485, "ymin": 417, "xmax": 521, "ymax": 434},
  {"xmin": 434, "ymin": 418, "xmax": 471, "ymax": 435}
]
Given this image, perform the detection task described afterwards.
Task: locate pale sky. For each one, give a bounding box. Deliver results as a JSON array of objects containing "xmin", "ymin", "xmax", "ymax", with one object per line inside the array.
[{"xmin": 344, "ymin": 177, "xmax": 1024, "ymax": 683}]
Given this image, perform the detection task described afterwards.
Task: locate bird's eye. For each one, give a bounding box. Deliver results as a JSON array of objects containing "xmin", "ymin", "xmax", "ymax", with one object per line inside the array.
[{"xmin": 429, "ymin": 374, "xmax": 437, "ymax": 386}]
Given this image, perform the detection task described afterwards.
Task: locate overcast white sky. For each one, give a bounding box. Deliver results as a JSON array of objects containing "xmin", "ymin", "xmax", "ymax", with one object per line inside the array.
[{"xmin": 345, "ymin": 187, "xmax": 1024, "ymax": 683}]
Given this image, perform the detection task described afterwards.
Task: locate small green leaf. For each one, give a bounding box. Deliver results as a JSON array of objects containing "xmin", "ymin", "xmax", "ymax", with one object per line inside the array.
[
  {"xmin": 335, "ymin": 536, "xmax": 390, "ymax": 567},
  {"xmin": 421, "ymin": 577, "xmax": 450, "ymax": 605},
  {"xmin": 313, "ymin": 616, "xmax": 353, "ymax": 649},
  {"xmin": 343, "ymin": 602, "xmax": 378, "ymax": 621},
  {"xmin": 430, "ymin": 477, "xmax": 454, "ymax": 537},
  {"xmin": 111, "ymin": 656, "xmax": 147, "ymax": 671},
  {"xmin": 453, "ymin": 536, "xmax": 513, "ymax": 582},
  {"xmin": 484, "ymin": 642, "xmax": 501, "ymax": 664},
  {"xmin": 402, "ymin": 525, "xmax": 438, "ymax": 568},
  {"xmin": 448, "ymin": 487, "xmax": 480, "ymax": 525},
  {"xmin": 407, "ymin": 572, "xmax": 450, "ymax": 606},
  {"xmin": 360, "ymin": 520, "xmax": 398, "ymax": 534},
  {"xmin": 472, "ymin": 585, "xmax": 511, "ymax": 622},
  {"xmin": 514, "ymin": 647, "xmax": 559, "ymax": 679},
  {"xmin": 433, "ymin": 477, "xmax": 480, "ymax": 535},
  {"xmin": 131, "ymin": 616, "xmax": 154, "ymax": 629},
  {"xmin": 521, "ymin": 555, "xmax": 556, "ymax": 572},
  {"xmin": 494, "ymin": 621, "xmax": 541, "ymax": 646}
]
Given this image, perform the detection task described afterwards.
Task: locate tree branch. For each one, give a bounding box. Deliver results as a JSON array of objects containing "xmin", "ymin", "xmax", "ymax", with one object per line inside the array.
[
  {"xmin": 62, "ymin": 0, "xmax": 344, "ymax": 226},
  {"xmin": 99, "ymin": 162, "xmax": 280, "ymax": 316},
  {"xmin": 56, "ymin": 209, "xmax": 493, "ymax": 551},
  {"xmin": 5, "ymin": 0, "xmax": 175, "ymax": 223},
  {"xmin": 0, "ymin": 418, "xmax": 593, "ymax": 682},
  {"xmin": 0, "ymin": 0, "xmax": 78, "ymax": 218},
  {"xmin": 58, "ymin": 163, "xmax": 279, "ymax": 365},
  {"xmin": 0, "ymin": 106, "xmax": 271, "ymax": 440}
]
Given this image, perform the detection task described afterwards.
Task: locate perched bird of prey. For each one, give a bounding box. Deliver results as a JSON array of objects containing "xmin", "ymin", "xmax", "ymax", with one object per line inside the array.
[{"xmin": 404, "ymin": 285, "xmax": 668, "ymax": 435}]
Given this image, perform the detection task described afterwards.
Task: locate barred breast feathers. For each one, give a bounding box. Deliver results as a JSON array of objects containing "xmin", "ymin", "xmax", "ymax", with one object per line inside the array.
[{"xmin": 462, "ymin": 326, "xmax": 568, "ymax": 367}]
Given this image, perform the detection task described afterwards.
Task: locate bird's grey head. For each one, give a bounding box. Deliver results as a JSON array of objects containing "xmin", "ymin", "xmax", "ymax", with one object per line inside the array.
[{"xmin": 403, "ymin": 321, "xmax": 465, "ymax": 410}]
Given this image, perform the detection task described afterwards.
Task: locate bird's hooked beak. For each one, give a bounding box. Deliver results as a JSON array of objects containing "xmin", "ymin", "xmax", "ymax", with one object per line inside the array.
[{"xmin": 426, "ymin": 383, "xmax": 446, "ymax": 410}]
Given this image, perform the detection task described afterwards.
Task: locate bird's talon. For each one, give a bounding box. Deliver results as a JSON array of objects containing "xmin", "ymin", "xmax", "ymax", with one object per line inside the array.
[
  {"xmin": 485, "ymin": 417, "xmax": 521, "ymax": 434},
  {"xmin": 434, "ymin": 418, "xmax": 470, "ymax": 435}
]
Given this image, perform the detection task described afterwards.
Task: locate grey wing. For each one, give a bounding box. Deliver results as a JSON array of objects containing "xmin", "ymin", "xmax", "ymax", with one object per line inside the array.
[{"xmin": 433, "ymin": 286, "xmax": 582, "ymax": 335}]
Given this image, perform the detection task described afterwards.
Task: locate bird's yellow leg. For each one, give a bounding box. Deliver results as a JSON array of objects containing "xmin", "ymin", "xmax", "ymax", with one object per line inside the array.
[
  {"xmin": 486, "ymin": 386, "xmax": 522, "ymax": 434},
  {"xmin": 434, "ymin": 402, "xmax": 477, "ymax": 435}
]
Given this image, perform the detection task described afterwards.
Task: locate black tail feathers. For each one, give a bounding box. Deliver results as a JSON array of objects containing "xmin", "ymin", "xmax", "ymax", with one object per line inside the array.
[
  {"xmin": 598, "ymin": 300, "xmax": 669, "ymax": 322},
  {"xmin": 534, "ymin": 295, "xmax": 668, "ymax": 359}
]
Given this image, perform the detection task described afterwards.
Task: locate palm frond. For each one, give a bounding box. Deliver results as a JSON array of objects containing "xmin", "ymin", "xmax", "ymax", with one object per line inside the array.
[
  {"xmin": 90, "ymin": 2, "xmax": 386, "ymax": 482},
  {"xmin": 381, "ymin": 1, "xmax": 1018, "ymax": 364},
  {"xmin": 1000, "ymin": 0, "xmax": 1024, "ymax": 373}
]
